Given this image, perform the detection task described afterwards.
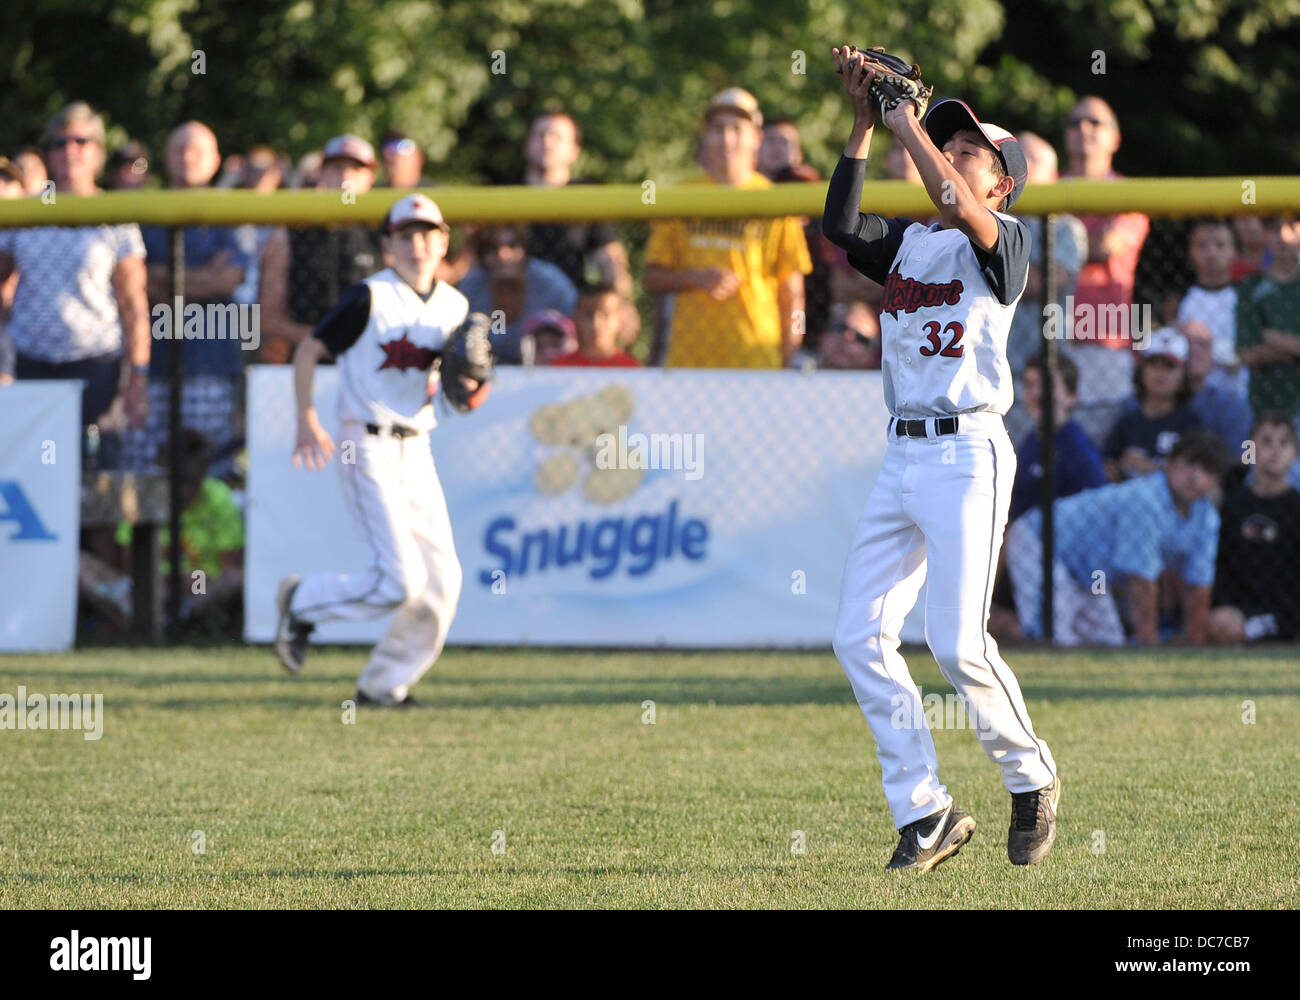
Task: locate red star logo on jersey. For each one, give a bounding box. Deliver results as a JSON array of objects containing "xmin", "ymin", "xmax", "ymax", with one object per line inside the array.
[{"xmin": 378, "ymin": 333, "xmax": 437, "ymax": 372}]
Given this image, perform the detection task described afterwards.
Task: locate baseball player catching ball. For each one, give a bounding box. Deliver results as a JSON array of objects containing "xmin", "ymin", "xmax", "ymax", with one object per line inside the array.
[
  {"xmin": 274, "ymin": 194, "xmax": 490, "ymax": 707},
  {"xmin": 823, "ymin": 45, "xmax": 1059, "ymax": 870}
]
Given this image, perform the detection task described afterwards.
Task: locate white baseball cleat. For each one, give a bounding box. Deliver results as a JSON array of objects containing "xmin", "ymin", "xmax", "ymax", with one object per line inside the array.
[{"xmin": 273, "ymin": 576, "xmax": 313, "ymax": 674}]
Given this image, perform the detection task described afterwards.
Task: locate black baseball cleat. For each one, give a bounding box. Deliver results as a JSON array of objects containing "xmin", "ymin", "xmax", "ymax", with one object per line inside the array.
[
  {"xmin": 354, "ymin": 689, "xmax": 419, "ymax": 708},
  {"xmin": 886, "ymin": 802, "xmax": 977, "ymax": 873},
  {"xmin": 274, "ymin": 576, "xmax": 314, "ymax": 674},
  {"xmin": 1008, "ymin": 777, "xmax": 1061, "ymax": 866}
]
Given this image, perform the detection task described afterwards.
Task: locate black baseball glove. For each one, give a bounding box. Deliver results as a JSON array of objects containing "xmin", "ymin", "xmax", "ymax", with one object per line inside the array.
[
  {"xmin": 437, "ymin": 311, "xmax": 494, "ymax": 413},
  {"xmin": 842, "ymin": 46, "xmax": 933, "ymax": 122}
]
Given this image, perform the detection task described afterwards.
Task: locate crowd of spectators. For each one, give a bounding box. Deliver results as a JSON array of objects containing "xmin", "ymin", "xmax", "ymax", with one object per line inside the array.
[{"xmin": 1, "ymin": 91, "xmax": 1297, "ymax": 645}]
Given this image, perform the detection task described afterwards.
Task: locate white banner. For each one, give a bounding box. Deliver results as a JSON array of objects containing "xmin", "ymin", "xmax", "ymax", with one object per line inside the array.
[
  {"xmin": 0, "ymin": 382, "xmax": 80, "ymax": 652},
  {"xmin": 245, "ymin": 366, "xmax": 932, "ymax": 647}
]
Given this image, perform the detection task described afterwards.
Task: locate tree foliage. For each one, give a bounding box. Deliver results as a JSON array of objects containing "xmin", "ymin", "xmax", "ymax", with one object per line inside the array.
[{"xmin": 1, "ymin": 0, "xmax": 1296, "ymax": 186}]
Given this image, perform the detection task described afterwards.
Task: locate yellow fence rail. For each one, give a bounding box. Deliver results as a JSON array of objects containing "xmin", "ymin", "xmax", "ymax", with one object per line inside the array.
[{"xmin": 0, "ymin": 177, "xmax": 1297, "ymax": 227}]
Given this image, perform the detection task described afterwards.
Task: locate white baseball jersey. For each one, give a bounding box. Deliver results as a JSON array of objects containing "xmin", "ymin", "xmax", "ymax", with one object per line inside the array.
[
  {"xmin": 873, "ymin": 216, "xmax": 1030, "ymax": 417},
  {"xmin": 315, "ymin": 268, "xmax": 470, "ymax": 432}
]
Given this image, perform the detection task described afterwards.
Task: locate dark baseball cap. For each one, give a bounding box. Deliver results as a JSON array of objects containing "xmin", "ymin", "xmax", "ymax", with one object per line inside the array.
[{"xmin": 923, "ymin": 98, "xmax": 1028, "ymax": 210}]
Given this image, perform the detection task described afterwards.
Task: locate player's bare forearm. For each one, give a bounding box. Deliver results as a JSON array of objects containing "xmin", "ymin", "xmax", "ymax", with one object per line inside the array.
[
  {"xmin": 843, "ymin": 117, "xmax": 875, "ymax": 159},
  {"xmin": 778, "ymin": 273, "xmax": 804, "ymax": 365},
  {"xmin": 1128, "ymin": 577, "xmax": 1159, "ymax": 645},
  {"xmin": 292, "ymin": 337, "xmax": 327, "ymax": 419},
  {"xmin": 1181, "ymin": 583, "xmax": 1211, "ymax": 645},
  {"xmin": 892, "ymin": 113, "xmax": 999, "ymax": 251}
]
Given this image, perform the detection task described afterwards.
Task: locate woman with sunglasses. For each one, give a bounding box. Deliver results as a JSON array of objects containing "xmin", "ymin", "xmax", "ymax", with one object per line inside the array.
[{"xmin": 0, "ymin": 102, "xmax": 150, "ymax": 467}]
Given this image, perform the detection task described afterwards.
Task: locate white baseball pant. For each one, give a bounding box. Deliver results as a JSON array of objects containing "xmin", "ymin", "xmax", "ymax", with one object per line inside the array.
[
  {"xmin": 833, "ymin": 414, "xmax": 1058, "ymax": 830},
  {"xmin": 290, "ymin": 421, "xmax": 463, "ymax": 704}
]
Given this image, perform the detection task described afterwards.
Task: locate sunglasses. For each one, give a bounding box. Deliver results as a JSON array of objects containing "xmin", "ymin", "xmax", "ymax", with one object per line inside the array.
[
  {"xmin": 1067, "ymin": 115, "xmax": 1112, "ymax": 129},
  {"xmin": 488, "ymin": 239, "xmax": 523, "ymax": 251},
  {"xmin": 46, "ymin": 135, "xmax": 95, "ymax": 150}
]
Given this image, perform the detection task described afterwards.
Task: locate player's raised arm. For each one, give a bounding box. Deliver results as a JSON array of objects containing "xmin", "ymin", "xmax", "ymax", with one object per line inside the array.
[{"xmin": 822, "ymin": 46, "xmax": 909, "ymax": 285}]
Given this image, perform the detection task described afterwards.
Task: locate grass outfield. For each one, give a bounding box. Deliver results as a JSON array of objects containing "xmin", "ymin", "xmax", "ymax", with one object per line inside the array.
[{"xmin": 1, "ymin": 644, "xmax": 1296, "ymax": 909}]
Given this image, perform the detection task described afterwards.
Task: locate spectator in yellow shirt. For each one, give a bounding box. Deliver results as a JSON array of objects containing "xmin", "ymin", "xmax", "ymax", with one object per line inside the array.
[{"xmin": 645, "ymin": 88, "xmax": 812, "ymax": 368}]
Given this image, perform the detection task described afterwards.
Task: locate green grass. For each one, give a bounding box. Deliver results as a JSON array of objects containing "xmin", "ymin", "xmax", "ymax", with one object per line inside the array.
[{"xmin": 1, "ymin": 645, "xmax": 1296, "ymax": 908}]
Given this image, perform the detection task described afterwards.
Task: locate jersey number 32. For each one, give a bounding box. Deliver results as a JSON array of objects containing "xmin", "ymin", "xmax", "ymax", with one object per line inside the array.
[{"xmin": 919, "ymin": 320, "xmax": 965, "ymax": 358}]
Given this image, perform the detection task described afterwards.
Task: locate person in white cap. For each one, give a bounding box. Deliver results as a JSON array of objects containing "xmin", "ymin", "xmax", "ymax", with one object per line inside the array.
[
  {"xmin": 273, "ymin": 194, "xmax": 488, "ymax": 707},
  {"xmin": 1102, "ymin": 326, "xmax": 1203, "ymax": 482},
  {"xmin": 821, "ymin": 45, "xmax": 1059, "ymax": 872}
]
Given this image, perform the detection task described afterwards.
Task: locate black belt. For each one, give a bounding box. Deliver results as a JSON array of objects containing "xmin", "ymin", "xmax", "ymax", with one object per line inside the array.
[
  {"xmin": 892, "ymin": 416, "xmax": 959, "ymax": 438},
  {"xmin": 365, "ymin": 422, "xmax": 419, "ymax": 438}
]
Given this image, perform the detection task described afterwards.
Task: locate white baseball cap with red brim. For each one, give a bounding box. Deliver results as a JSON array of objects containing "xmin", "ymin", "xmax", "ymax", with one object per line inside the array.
[
  {"xmin": 383, "ymin": 193, "xmax": 449, "ymax": 233},
  {"xmin": 923, "ymin": 98, "xmax": 1028, "ymax": 209}
]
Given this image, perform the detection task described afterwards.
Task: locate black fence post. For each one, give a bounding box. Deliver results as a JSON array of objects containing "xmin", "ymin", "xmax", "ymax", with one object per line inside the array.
[
  {"xmin": 1038, "ymin": 214, "xmax": 1058, "ymax": 644},
  {"xmin": 167, "ymin": 227, "xmax": 184, "ymax": 644}
]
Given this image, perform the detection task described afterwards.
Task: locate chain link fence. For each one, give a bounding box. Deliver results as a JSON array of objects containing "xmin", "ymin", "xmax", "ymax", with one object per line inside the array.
[{"xmin": 4, "ymin": 199, "xmax": 1298, "ymax": 646}]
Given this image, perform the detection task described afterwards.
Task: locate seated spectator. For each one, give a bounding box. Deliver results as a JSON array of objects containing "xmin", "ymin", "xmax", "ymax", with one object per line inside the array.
[
  {"xmin": 259, "ymin": 135, "xmax": 381, "ymax": 363},
  {"xmin": 1235, "ymin": 213, "xmax": 1300, "ymax": 419},
  {"xmin": 1209, "ymin": 413, "xmax": 1300, "ymax": 644},
  {"xmin": 521, "ymin": 111, "xmax": 637, "ymax": 346},
  {"xmin": 0, "ymin": 102, "xmax": 150, "ymax": 467},
  {"xmin": 817, "ymin": 300, "xmax": 881, "ymax": 370},
  {"xmin": 457, "ymin": 224, "xmax": 577, "ymax": 364},
  {"xmin": 1060, "ymin": 96, "xmax": 1151, "ymax": 445},
  {"xmin": 1009, "ymin": 352, "xmax": 1107, "ymax": 523},
  {"xmin": 1176, "ymin": 218, "xmax": 1246, "ymax": 396},
  {"xmin": 644, "ymin": 88, "xmax": 811, "ymax": 368},
  {"xmin": 123, "ymin": 121, "xmax": 250, "ymax": 477},
  {"xmin": 1103, "ymin": 327, "xmax": 1202, "ymax": 481},
  {"xmin": 1006, "ymin": 431, "xmax": 1225, "ymax": 646},
  {"xmin": 990, "ymin": 352, "xmax": 1105, "ymax": 640},
  {"xmin": 551, "ymin": 283, "xmax": 640, "ymax": 367},
  {"xmin": 523, "ymin": 309, "xmax": 577, "ymax": 365},
  {"xmin": 1005, "ymin": 132, "xmax": 1088, "ymax": 378},
  {"xmin": 1183, "ymin": 319, "xmax": 1252, "ymax": 461},
  {"xmin": 13, "ymin": 146, "xmax": 47, "ymax": 197}
]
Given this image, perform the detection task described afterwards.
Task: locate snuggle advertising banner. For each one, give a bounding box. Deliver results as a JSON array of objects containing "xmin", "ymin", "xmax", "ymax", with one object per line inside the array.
[{"xmin": 245, "ymin": 366, "xmax": 894, "ymax": 647}]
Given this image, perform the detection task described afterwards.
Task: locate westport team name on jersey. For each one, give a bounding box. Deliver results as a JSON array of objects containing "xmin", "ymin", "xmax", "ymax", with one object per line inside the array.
[{"xmin": 880, "ymin": 267, "xmax": 964, "ymax": 318}]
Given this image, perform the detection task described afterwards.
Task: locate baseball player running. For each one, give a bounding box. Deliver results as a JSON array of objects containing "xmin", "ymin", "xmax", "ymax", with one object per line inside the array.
[
  {"xmin": 274, "ymin": 194, "xmax": 490, "ymax": 706},
  {"xmin": 823, "ymin": 46, "xmax": 1059, "ymax": 870}
]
